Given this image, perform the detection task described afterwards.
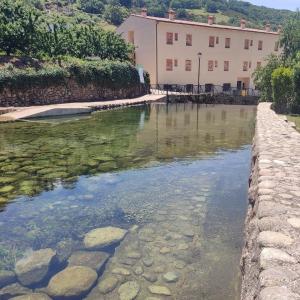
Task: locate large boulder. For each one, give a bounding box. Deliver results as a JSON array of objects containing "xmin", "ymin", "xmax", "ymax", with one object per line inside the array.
[
  {"xmin": 15, "ymin": 249, "xmax": 56, "ymax": 286},
  {"xmin": 47, "ymin": 266, "xmax": 97, "ymax": 298},
  {"xmin": 11, "ymin": 293, "xmax": 52, "ymax": 300},
  {"xmin": 67, "ymin": 251, "xmax": 109, "ymax": 272},
  {"xmin": 84, "ymin": 227, "xmax": 127, "ymax": 250}
]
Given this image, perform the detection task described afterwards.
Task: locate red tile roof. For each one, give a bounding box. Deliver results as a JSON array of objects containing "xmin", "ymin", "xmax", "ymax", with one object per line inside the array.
[{"xmin": 130, "ymin": 14, "xmax": 280, "ymax": 35}]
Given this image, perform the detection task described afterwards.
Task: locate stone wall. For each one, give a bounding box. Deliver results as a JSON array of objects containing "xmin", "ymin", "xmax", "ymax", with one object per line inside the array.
[
  {"xmin": 0, "ymin": 79, "xmax": 146, "ymax": 107},
  {"xmin": 241, "ymin": 103, "xmax": 300, "ymax": 300}
]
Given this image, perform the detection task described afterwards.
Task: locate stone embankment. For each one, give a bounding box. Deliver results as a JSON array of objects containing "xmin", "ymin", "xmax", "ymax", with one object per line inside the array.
[{"xmin": 241, "ymin": 103, "xmax": 300, "ymax": 299}]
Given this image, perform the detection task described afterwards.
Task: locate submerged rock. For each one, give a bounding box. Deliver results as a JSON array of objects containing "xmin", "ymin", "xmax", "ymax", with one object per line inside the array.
[
  {"xmin": 98, "ymin": 276, "xmax": 118, "ymax": 294},
  {"xmin": 15, "ymin": 248, "xmax": 56, "ymax": 286},
  {"xmin": 11, "ymin": 293, "xmax": 52, "ymax": 300},
  {"xmin": 0, "ymin": 270, "xmax": 16, "ymax": 288},
  {"xmin": 84, "ymin": 227, "xmax": 127, "ymax": 250},
  {"xmin": 47, "ymin": 266, "xmax": 97, "ymax": 298},
  {"xmin": 112, "ymin": 267, "xmax": 131, "ymax": 276},
  {"xmin": 163, "ymin": 271, "xmax": 179, "ymax": 283},
  {"xmin": 118, "ymin": 281, "xmax": 140, "ymax": 300},
  {"xmin": 0, "ymin": 283, "xmax": 31, "ymax": 299},
  {"xmin": 68, "ymin": 251, "xmax": 109, "ymax": 272},
  {"xmin": 148, "ymin": 285, "xmax": 171, "ymax": 296}
]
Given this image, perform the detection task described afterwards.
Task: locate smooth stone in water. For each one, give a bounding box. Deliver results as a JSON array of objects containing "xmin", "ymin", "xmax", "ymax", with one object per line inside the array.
[
  {"xmin": 142, "ymin": 273, "xmax": 157, "ymax": 283},
  {"xmin": 159, "ymin": 247, "xmax": 171, "ymax": 254},
  {"xmin": 0, "ymin": 270, "xmax": 16, "ymax": 288},
  {"xmin": 133, "ymin": 266, "xmax": 143, "ymax": 275},
  {"xmin": 11, "ymin": 293, "xmax": 52, "ymax": 300},
  {"xmin": 47, "ymin": 266, "xmax": 97, "ymax": 298},
  {"xmin": 163, "ymin": 272, "xmax": 179, "ymax": 283},
  {"xmin": 0, "ymin": 283, "xmax": 31, "ymax": 299},
  {"xmin": 68, "ymin": 251, "xmax": 109, "ymax": 272},
  {"xmin": 98, "ymin": 276, "xmax": 118, "ymax": 294},
  {"xmin": 84, "ymin": 227, "xmax": 127, "ymax": 250},
  {"xmin": 126, "ymin": 251, "xmax": 141, "ymax": 259},
  {"xmin": 112, "ymin": 267, "xmax": 131, "ymax": 276},
  {"xmin": 15, "ymin": 248, "xmax": 56, "ymax": 286},
  {"xmin": 142, "ymin": 257, "xmax": 153, "ymax": 267},
  {"xmin": 118, "ymin": 281, "xmax": 140, "ymax": 300},
  {"xmin": 148, "ymin": 285, "xmax": 171, "ymax": 296}
]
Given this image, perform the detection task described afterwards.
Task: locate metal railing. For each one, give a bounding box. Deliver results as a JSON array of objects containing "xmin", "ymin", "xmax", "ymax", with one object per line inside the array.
[{"xmin": 150, "ymin": 84, "xmax": 260, "ymax": 97}]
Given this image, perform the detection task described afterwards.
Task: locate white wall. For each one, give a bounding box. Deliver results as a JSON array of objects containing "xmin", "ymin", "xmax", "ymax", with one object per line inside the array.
[{"xmin": 117, "ymin": 16, "xmax": 157, "ymax": 84}]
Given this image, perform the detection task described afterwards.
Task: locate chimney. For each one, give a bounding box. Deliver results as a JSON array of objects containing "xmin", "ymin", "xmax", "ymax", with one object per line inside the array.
[
  {"xmin": 141, "ymin": 7, "xmax": 147, "ymax": 17},
  {"xmin": 277, "ymin": 25, "xmax": 282, "ymax": 33},
  {"xmin": 168, "ymin": 9, "xmax": 175, "ymax": 20},
  {"xmin": 265, "ymin": 23, "xmax": 271, "ymax": 32},
  {"xmin": 208, "ymin": 15, "xmax": 214, "ymax": 25},
  {"xmin": 240, "ymin": 19, "xmax": 246, "ymax": 29}
]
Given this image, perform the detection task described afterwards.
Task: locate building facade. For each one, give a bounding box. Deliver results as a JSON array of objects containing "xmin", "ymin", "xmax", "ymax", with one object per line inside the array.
[{"xmin": 117, "ymin": 10, "xmax": 281, "ymax": 90}]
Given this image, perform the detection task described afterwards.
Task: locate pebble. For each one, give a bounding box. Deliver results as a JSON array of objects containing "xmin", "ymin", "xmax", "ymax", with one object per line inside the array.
[
  {"xmin": 98, "ymin": 276, "xmax": 118, "ymax": 294},
  {"xmin": 163, "ymin": 271, "xmax": 179, "ymax": 283},
  {"xmin": 112, "ymin": 267, "xmax": 131, "ymax": 276},
  {"xmin": 159, "ymin": 247, "xmax": 171, "ymax": 254},
  {"xmin": 133, "ymin": 266, "xmax": 144, "ymax": 275},
  {"xmin": 142, "ymin": 273, "xmax": 157, "ymax": 282},
  {"xmin": 118, "ymin": 281, "xmax": 140, "ymax": 300},
  {"xmin": 148, "ymin": 285, "xmax": 171, "ymax": 296},
  {"xmin": 142, "ymin": 257, "xmax": 154, "ymax": 267}
]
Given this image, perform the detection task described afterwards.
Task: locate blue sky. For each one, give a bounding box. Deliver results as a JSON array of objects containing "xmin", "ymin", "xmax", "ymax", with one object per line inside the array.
[{"xmin": 245, "ymin": 0, "xmax": 299, "ymax": 11}]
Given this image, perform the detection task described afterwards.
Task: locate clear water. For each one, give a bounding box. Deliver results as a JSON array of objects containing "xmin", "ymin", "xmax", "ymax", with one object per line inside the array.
[{"xmin": 0, "ymin": 103, "xmax": 256, "ymax": 299}]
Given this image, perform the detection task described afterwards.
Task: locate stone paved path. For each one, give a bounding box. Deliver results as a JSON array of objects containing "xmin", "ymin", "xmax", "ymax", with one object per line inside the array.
[
  {"xmin": 0, "ymin": 94, "xmax": 165, "ymax": 122},
  {"xmin": 241, "ymin": 103, "xmax": 300, "ymax": 300}
]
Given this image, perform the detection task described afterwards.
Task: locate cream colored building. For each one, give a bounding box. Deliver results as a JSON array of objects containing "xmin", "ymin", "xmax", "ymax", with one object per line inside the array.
[{"xmin": 117, "ymin": 10, "xmax": 281, "ymax": 90}]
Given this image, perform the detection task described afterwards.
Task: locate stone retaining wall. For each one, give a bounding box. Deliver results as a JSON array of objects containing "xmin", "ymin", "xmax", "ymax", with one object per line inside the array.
[
  {"xmin": 241, "ymin": 103, "xmax": 300, "ymax": 300},
  {"xmin": 0, "ymin": 79, "xmax": 146, "ymax": 107}
]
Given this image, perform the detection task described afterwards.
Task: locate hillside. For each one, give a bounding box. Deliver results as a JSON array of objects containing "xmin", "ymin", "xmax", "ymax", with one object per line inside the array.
[{"xmin": 26, "ymin": 0, "xmax": 296, "ymax": 30}]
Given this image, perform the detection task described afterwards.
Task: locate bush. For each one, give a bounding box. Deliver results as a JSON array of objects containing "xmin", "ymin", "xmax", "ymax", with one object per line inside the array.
[
  {"xmin": 0, "ymin": 59, "xmax": 146, "ymax": 92},
  {"xmin": 78, "ymin": 0, "xmax": 105, "ymax": 14},
  {"xmin": 293, "ymin": 63, "xmax": 300, "ymax": 108},
  {"xmin": 271, "ymin": 67, "xmax": 294, "ymax": 113},
  {"xmin": 103, "ymin": 4, "xmax": 129, "ymax": 25}
]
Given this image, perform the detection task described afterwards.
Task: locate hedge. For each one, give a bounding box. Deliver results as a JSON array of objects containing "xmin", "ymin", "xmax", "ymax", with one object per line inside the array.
[{"xmin": 0, "ymin": 60, "xmax": 147, "ymax": 92}]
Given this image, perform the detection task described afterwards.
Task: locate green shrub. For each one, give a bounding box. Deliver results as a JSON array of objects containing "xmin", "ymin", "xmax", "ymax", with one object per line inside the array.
[
  {"xmin": 271, "ymin": 67, "xmax": 294, "ymax": 113},
  {"xmin": 0, "ymin": 59, "xmax": 145, "ymax": 92}
]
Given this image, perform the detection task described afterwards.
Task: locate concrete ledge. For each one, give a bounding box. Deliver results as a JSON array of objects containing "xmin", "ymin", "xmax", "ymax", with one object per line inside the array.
[
  {"xmin": 0, "ymin": 94, "xmax": 165, "ymax": 122},
  {"xmin": 241, "ymin": 103, "xmax": 300, "ymax": 299}
]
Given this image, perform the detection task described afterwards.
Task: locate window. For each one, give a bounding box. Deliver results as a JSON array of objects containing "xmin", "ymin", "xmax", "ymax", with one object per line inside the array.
[
  {"xmin": 174, "ymin": 33, "xmax": 178, "ymax": 41},
  {"xmin": 208, "ymin": 60, "xmax": 214, "ymax": 71},
  {"xmin": 243, "ymin": 61, "xmax": 248, "ymax": 71},
  {"xmin": 224, "ymin": 61, "xmax": 229, "ymax": 71},
  {"xmin": 258, "ymin": 40, "xmax": 263, "ymax": 50},
  {"xmin": 209, "ymin": 36, "xmax": 215, "ymax": 47},
  {"xmin": 166, "ymin": 32, "xmax": 173, "ymax": 45},
  {"xmin": 215, "ymin": 60, "xmax": 218, "ymax": 68},
  {"xmin": 185, "ymin": 60, "xmax": 192, "ymax": 71},
  {"xmin": 186, "ymin": 34, "xmax": 192, "ymax": 46},
  {"xmin": 166, "ymin": 59, "xmax": 173, "ymax": 71},
  {"xmin": 257, "ymin": 61, "xmax": 262, "ymax": 68},
  {"xmin": 249, "ymin": 61, "xmax": 252, "ymax": 68},
  {"xmin": 250, "ymin": 40, "xmax": 253, "ymax": 46},
  {"xmin": 225, "ymin": 38, "xmax": 231, "ymax": 48},
  {"xmin": 128, "ymin": 31, "xmax": 134, "ymax": 44},
  {"xmin": 244, "ymin": 39, "xmax": 250, "ymax": 49},
  {"xmin": 274, "ymin": 41, "xmax": 279, "ymax": 51},
  {"xmin": 174, "ymin": 59, "xmax": 178, "ymax": 67},
  {"xmin": 216, "ymin": 37, "xmax": 219, "ymax": 44}
]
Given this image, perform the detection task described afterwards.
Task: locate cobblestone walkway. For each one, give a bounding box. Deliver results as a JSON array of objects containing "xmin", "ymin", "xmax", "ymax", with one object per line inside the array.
[{"xmin": 241, "ymin": 103, "xmax": 300, "ymax": 300}]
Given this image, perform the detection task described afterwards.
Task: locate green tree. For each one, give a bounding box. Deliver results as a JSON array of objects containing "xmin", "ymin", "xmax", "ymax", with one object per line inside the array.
[
  {"xmin": 253, "ymin": 54, "xmax": 281, "ymax": 101},
  {"xmin": 78, "ymin": 0, "xmax": 105, "ymax": 14},
  {"xmin": 271, "ymin": 67, "xmax": 294, "ymax": 113},
  {"xmin": 280, "ymin": 12, "xmax": 300, "ymax": 60},
  {"xmin": 103, "ymin": 4, "xmax": 129, "ymax": 25},
  {"xmin": 0, "ymin": 0, "xmax": 41, "ymax": 56}
]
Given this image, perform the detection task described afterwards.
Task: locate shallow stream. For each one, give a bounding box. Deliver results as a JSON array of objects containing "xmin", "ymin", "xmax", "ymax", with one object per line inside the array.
[{"xmin": 0, "ymin": 103, "xmax": 256, "ymax": 299}]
